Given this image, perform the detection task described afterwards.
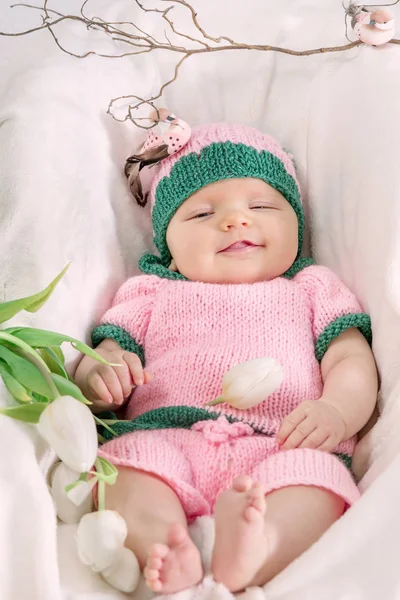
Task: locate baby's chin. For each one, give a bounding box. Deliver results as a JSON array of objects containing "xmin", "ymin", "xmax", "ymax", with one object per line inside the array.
[{"xmin": 184, "ymin": 267, "xmax": 286, "ymax": 284}]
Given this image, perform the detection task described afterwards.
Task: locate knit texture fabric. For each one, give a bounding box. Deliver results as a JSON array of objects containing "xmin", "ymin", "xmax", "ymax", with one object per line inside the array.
[
  {"xmin": 138, "ymin": 123, "xmax": 304, "ymax": 276},
  {"xmin": 97, "ymin": 408, "xmax": 352, "ymax": 470},
  {"xmin": 92, "ymin": 264, "xmax": 371, "ymax": 440},
  {"xmin": 98, "ymin": 423, "xmax": 360, "ymax": 519}
]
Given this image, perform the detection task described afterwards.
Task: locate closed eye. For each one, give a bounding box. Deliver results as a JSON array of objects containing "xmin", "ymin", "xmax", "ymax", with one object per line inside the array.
[
  {"xmin": 250, "ymin": 205, "xmax": 274, "ymax": 210},
  {"xmin": 191, "ymin": 212, "xmax": 213, "ymax": 219}
]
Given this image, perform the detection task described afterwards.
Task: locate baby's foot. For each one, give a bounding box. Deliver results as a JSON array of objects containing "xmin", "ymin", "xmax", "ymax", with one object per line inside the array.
[
  {"xmin": 144, "ymin": 523, "xmax": 203, "ymax": 593},
  {"xmin": 212, "ymin": 476, "xmax": 268, "ymax": 592}
]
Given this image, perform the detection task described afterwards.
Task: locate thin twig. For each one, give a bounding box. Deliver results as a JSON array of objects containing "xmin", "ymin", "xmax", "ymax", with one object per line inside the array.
[
  {"xmin": 161, "ymin": 5, "xmax": 210, "ymax": 49},
  {"xmin": 2, "ymin": 0, "xmax": 399, "ymax": 128}
]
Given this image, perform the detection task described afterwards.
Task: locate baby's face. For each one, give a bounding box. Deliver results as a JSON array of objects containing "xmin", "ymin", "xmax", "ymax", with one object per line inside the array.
[{"xmin": 166, "ymin": 178, "xmax": 298, "ymax": 284}]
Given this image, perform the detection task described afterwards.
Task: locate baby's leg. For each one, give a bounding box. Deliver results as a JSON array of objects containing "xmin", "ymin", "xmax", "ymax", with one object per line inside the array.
[
  {"xmin": 106, "ymin": 466, "xmax": 203, "ymax": 593},
  {"xmin": 212, "ymin": 478, "xmax": 344, "ymax": 592}
]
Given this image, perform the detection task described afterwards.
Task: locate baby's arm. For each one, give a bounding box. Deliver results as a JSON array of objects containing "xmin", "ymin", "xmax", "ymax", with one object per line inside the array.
[
  {"xmin": 277, "ymin": 328, "xmax": 378, "ymax": 450},
  {"xmin": 74, "ymin": 338, "xmax": 150, "ymax": 412},
  {"xmin": 318, "ymin": 328, "xmax": 378, "ymax": 438},
  {"xmin": 75, "ymin": 275, "xmax": 159, "ymax": 411}
]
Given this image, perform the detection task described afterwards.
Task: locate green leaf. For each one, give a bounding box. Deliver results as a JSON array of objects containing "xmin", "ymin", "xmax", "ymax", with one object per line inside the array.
[
  {"xmin": 50, "ymin": 346, "xmax": 66, "ymax": 365},
  {"xmin": 65, "ymin": 472, "xmax": 89, "ymax": 493},
  {"xmin": 0, "ymin": 402, "xmax": 47, "ymax": 423},
  {"xmin": 9, "ymin": 329, "xmax": 115, "ymax": 365},
  {"xmin": 0, "ymin": 345, "xmax": 53, "ymax": 397},
  {"xmin": 50, "ymin": 373, "xmax": 91, "ymax": 405},
  {"xmin": 0, "ymin": 264, "xmax": 70, "ymax": 324},
  {"xmin": 37, "ymin": 347, "xmax": 69, "ymax": 379},
  {"xmin": 0, "ymin": 360, "xmax": 32, "ymax": 403},
  {"xmin": 31, "ymin": 392, "xmax": 51, "ymax": 403}
]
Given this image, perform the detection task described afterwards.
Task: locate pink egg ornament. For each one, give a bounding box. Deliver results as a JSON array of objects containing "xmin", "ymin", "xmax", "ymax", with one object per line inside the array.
[
  {"xmin": 142, "ymin": 108, "xmax": 191, "ymax": 155},
  {"xmin": 353, "ymin": 8, "xmax": 395, "ymax": 46}
]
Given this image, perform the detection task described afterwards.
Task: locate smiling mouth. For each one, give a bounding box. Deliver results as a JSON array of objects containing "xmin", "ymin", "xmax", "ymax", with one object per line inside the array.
[{"xmin": 218, "ymin": 241, "xmax": 264, "ymax": 253}]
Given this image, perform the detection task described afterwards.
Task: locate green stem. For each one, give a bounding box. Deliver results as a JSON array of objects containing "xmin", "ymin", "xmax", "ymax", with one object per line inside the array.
[
  {"xmin": 95, "ymin": 457, "xmax": 106, "ymax": 512},
  {"xmin": 0, "ymin": 331, "xmax": 59, "ymax": 399},
  {"xmin": 93, "ymin": 414, "xmax": 118, "ymax": 436},
  {"xmin": 97, "ymin": 432, "xmax": 106, "ymax": 444},
  {"xmin": 204, "ymin": 395, "xmax": 225, "ymax": 407}
]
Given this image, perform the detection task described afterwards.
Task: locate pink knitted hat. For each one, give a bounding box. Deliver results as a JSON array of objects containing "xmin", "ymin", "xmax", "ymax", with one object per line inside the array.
[{"xmin": 131, "ymin": 119, "xmax": 304, "ymax": 279}]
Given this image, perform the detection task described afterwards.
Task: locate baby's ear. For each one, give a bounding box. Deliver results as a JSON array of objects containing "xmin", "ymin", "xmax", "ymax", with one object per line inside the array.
[{"xmin": 169, "ymin": 259, "xmax": 178, "ymax": 272}]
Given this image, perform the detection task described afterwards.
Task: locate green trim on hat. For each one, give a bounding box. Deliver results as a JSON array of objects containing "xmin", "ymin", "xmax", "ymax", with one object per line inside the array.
[
  {"xmin": 283, "ymin": 257, "xmax": 314, "ymax": 279},
  {"xmin": 139, "ymin": 253, "xmax": 187, "ymax": 281},
  {"xmin": 315, "ymin": 313, "xmax": 372, "ymax": 362},
  {"xmin": 91, "ymin": 324, "xmax": 145, "ymax": 366},
  {"xmin": 151, "ymin": 141, "xmax": 304, "ymax": 268}
]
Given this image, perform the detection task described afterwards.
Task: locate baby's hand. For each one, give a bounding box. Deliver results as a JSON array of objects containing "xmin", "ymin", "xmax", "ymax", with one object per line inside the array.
[
  {"xmin": 74, "ymin": 339, "xmax": 151, "ymax": 411},
  {"xmin": 276, "ymin": 399, "xmax": 346, "ymax": 452}
]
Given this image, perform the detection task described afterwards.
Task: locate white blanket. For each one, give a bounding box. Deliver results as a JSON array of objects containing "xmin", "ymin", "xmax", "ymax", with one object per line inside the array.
[{"xmin": 1, "ymin": 0, "xmax": 400, "ymax": 598}]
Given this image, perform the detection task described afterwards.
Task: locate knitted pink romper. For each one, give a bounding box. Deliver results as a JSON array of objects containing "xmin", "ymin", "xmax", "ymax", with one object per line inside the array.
[{"xmin": 96, "ymin": 265, "xmax": 369, "ymax": 520}]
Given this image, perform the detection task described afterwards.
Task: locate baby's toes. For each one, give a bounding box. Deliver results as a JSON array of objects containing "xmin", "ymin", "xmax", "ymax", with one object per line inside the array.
[
  {"xmin": 243, "ymin": 484, "xmax": 266, "ymax": 521},
  {"xmin": 147, "ymin": 556, "xmax": 163, "ymax": 570},
  {"xmin": 248, "ymin": 484, "xmax": 265, "ymax": 511},
  {"xmin": 146, "ymin": 577, "xmax": 163, "ymax": 592},
  {"xmin": 148, "ymin": 542, "xmax": 169, "ymax": 560},
  {"xmin": 232, "ymin": 475, "xmax": 253, "ymax": 492},
  {"xmin": 144, "ymin": 566, "xmax": 160, "ymax": 581}
]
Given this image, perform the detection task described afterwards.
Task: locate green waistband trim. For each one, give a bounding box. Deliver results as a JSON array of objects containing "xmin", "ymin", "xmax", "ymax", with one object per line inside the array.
[
  {"xmin": 315, "ymin": 313, "xmax": 372, "ymax": 362},
  {"xmin": 97, "ymin": 405, "xmax": 352, "ymax": 471},
  {"xmin": 333, "ymin": 452, "xmax": 352, "ymax": 471},
  {"xmin": 91, "ymin": 324, "xmax": 145, "ymax": 366},
  {"xmin": 98, "ymin": 406, "xmax": 272, "ymax": 442}
]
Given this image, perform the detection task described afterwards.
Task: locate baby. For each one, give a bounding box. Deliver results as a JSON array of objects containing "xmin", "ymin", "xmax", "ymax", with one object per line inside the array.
[{"xmin": 74, "ymin": 121, "xmax": 378, "ymax": 594}]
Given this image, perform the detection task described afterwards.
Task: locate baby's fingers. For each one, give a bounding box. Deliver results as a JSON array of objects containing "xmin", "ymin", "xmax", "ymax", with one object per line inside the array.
[
  {"xmin": 280, "ymin": 417, "xmax": 317, "ymax": 450},
  {"xmin": 277, "ymin": 405, "xmax": 307, "ymax": 446},
  {"xmin": 316, "ymin": 435, "xmax": 341, "ymax": 453},
  {"xmin": 123, "ymin": 352, "xmax": 145, "ymax": 386},
  {"xmin": 87, "ymin": 372, "xmax": 114, "ymax": 405},
  {"xmin": 143, "ymin": 370, "xmax": 152, "ymax": 384},
  {"xmin": 298, "ymin": 427, "xmax": 329, "ymax": 450},
  {"xmin": 95, "ymin": 366, "xmax": 125, "ymax": 406}
]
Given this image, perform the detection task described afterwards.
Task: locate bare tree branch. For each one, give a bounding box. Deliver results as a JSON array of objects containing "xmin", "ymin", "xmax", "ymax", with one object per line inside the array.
[{"xmin": 1, "ymin": 0, "xmax": 398, "ymax": 127}]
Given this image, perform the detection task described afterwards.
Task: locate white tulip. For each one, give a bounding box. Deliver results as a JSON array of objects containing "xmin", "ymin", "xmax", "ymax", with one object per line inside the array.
[
  {"xmin": 67, "ymin": 478, "xmax": 97, "ymax": 507},
  {"xmin": 208, "ymin": 357, "xmax": 284, "ymax": 410},
  {"xmin": 76, "ymin": 510, "xmax": 127, "ymax": 572},
  {"xmin": 37, "ymin": 395, "xmax": 98, "ymax": 472},
  {"xmin": 50, "ymin": 462, "xmax": 93, "ymax": 524},
  {"xmin": 101, "ymin": 547, "xmax": 140, "ymax": 593}
]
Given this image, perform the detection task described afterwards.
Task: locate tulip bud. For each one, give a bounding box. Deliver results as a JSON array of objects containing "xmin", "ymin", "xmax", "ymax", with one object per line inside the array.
[
  {"xmin": 207, "ymin": 357, "xmax": 283, "ymax": 410},
  {"xmin": 50, "ymin": 462, "xmax": 93, "ymax": 524},
  {"xmin": 101, "ymin": 547, "xmax": 140, "ymax": 593},
  {"xmin": 37, "ymin": 395, "xmax": 98, "ymax": 472},
  {"xmin": 76, "ymin": 510, "xmax": 127, "ymax": 572}
]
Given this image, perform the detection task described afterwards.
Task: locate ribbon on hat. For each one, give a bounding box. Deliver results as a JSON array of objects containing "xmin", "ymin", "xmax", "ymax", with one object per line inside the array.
[{"xmin": 124, "ymin": 108, "xmax": 192, "ymax": 207}]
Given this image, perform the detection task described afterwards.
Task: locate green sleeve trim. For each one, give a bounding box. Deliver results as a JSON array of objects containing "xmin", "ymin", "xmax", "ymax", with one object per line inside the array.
[
  {"xmin": 91, "ymin": 324, "xmax": 145, "ymax": 366},
  {"xmin": 315, "ymin": 313, "xmax": 372, "ymax": 362}
]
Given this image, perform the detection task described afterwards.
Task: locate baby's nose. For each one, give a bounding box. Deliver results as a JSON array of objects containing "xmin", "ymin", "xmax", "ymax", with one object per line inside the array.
[{"xmin": 221, "ymin": 211, "xmax": 251, "ymax": 230}]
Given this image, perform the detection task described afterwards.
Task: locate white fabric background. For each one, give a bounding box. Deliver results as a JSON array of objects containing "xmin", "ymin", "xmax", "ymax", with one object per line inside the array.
[{"xmin": 1, "ymin": 1, "xmax": 400, "ymax": 598}]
